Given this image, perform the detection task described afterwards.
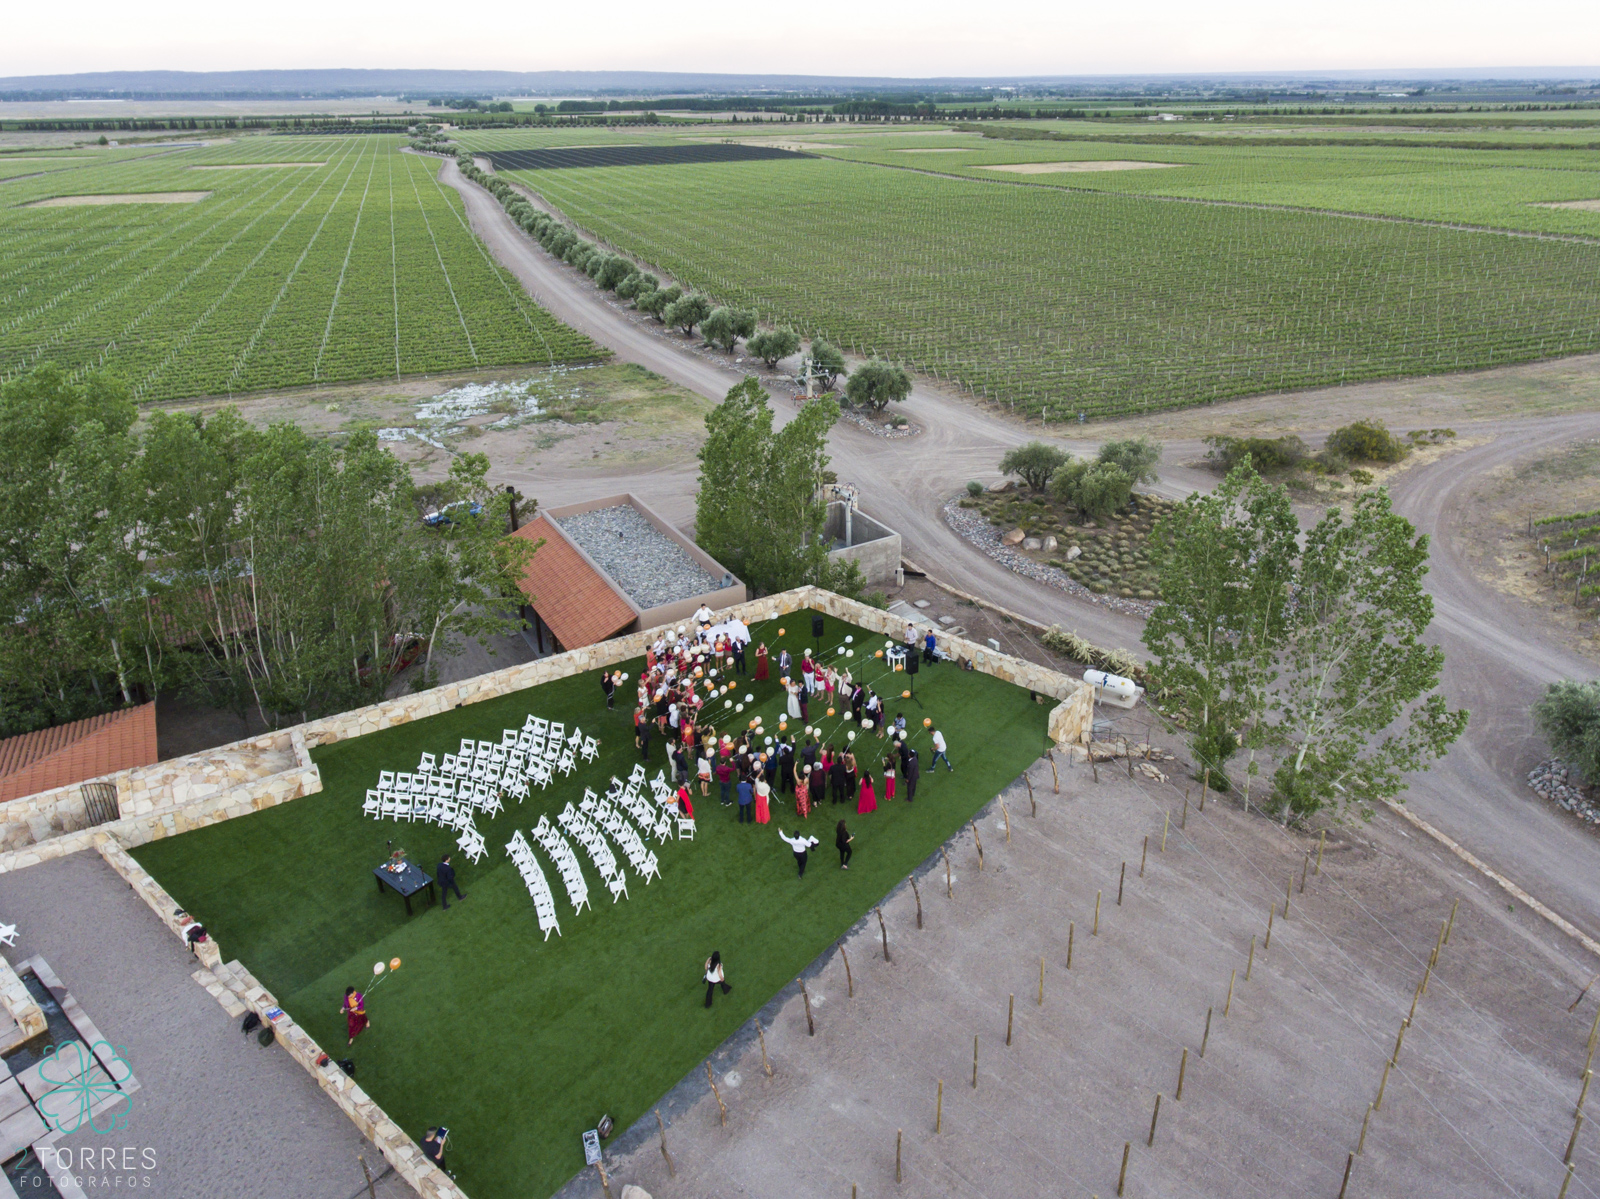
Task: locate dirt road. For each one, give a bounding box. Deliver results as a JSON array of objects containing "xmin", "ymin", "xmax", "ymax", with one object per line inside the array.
[{"xmin": 438, "ymin": 156, "xmax": 1600, "ymax": 945}]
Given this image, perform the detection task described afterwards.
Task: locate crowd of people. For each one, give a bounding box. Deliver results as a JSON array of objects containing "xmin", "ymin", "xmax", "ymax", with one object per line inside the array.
[{"xmin": 605, "ymin": 611, "xmax": 955, "ymax": 875}]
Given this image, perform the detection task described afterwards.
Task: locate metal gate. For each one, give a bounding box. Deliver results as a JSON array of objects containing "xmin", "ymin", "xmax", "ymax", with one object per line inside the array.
[{"xmin": 80, "ymin": 783, "xmax": 119, "ymax": 826}]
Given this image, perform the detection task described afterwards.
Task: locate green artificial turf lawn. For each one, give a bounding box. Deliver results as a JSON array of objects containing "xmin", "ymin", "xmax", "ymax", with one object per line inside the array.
[{"xmin": 132, "ymin": 610, "xmax": 1050, "ymax": 1199}]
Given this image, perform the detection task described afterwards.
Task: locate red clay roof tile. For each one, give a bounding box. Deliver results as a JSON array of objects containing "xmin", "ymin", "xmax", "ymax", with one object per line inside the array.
[
  {"xmin": 510, "ymin": 517, "xmax": 636, "ymax": 650},
  {"xmin": 0, "ymin": 702, "xmax": 159, "ymax": 802}
]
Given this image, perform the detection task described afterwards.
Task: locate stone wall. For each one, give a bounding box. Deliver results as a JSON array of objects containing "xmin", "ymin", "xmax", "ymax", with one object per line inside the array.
[
  {"xmin": 0, "ymin": 953, "xmax": 45, "ymax": 1046},
  {"xmin": 94, "ymin": 834, "xmax": 221, "ymax": 971}
]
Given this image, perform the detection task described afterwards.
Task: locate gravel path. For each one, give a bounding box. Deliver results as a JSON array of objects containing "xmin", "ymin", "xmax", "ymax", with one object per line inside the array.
[
  {"xmin": 558, "ymin": 504, "xmax": 721, "ymax": 608},
  {"xmin": 941, "ymin": 497, "xmax": 1156, "ymax": 619}
]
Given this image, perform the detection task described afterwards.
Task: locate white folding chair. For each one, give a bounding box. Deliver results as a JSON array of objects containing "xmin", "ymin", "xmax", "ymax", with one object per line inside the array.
[
  {"xmin": 638, "ymin": 853, "xmax": 661, "ymax": 884},
  {"xmin": 581, "ymin": 736, "xmax": 599, "ymax": 763},
  {"xmin": 459, "ymin": 738, "xmax": 476, "ymax": 758},
  {"xmin": 629, "ymin": 763, "xmax": 646, "ymax": 786},
  {"xmin": 363, "ymin": 789, "xmax": 382, "ymax": 818},
  {"xmin": 379, "ymin": 770, "xmax": 396, "ymax": 789},
  {"xmin": 501, "ymin": 729, "xmax": 517, "ymax": 749},
  {"xmin": 418, "ymin": 752, "xmax": 437, "ymax": 774},
  {"xmin": 566, "ymin": 726, "xmax": 583, "ymax": 749},
  {"xmin": 676, "ymin": 816, "xmax": 696, "ymax": 840},
  {"xmin": 607, "ymin": 874, "xmax": 629, "ymax": 903},
  {"xmin": 470, "ymin": 760, "xmax": 487, "ymax": 783},
  {"xmin": 440, "ymin": 753, "xmax": 459, "ymax": 775},
  {"xmin": 557, "ymin": 749, "xmax": 576, "ymax": 777},
  {"xmin": 489, "ymin": 745, "xmax": 507, "ymax": 766},
  {"xmin": 476, "ymin": 740, "xmax": 494, "ymax": 758},
  {"xmin": 547, "ymin": 722, "xmax": 565, "ymax": 745}
]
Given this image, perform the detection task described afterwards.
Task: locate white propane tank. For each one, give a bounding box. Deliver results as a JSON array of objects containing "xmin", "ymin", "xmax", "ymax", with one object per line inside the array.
[{"xmin": 1083, "ymin": 669, "xmax": 1141, "ymax": 707}]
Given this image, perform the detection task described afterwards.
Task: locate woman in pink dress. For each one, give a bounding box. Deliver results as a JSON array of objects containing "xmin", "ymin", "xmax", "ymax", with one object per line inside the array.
[
  {"xmin": 857, "ymin": 771, "xmax": 878, "ymax": 815},
  {"xmin": 754, "ymin": 776, "xmax": 772, "ymax": 824},
  {"xmin": 795, "ymin": 767, "xmax": 812, "ymax": 819},
  {"xmin": 883, "ymin": 756, "xmax": 897, "ymax": 802}
]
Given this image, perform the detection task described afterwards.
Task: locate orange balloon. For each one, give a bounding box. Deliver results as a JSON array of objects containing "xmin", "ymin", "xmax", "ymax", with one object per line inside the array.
[
  {"xmin": 902, "ymin": 690, "xmax": 911, "ymax": 698},
  {"xmin": 875, "ymin": 650, "xmax": 884, "ymax": 659},
  {"xmin": 826, "ymin": 707, "xmax": 836, "ymax": 717},
  {"xmin": 778, "ymin": 628, "xmax": 786, "ymax": 636},
  {"xmin": 749, "ymin": 719, "xmax": 758, "ymax": 729},
  {"xmin": 389, "ymin": 957, "xmax": 402, "ymax": 970},
  {"xmin": 923, "ymin": 718, "xmax": 933, "ymax": 727},
  {"xmin": 778, "ymin": 721, "xmax": 788, "ymax": 731}
]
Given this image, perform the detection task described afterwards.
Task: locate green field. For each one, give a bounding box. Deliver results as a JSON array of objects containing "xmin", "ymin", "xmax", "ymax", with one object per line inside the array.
[
  {"xmin": 130, "ymin": 610, "xmax": 1050, "ymax": 1199},
  {"xmin": 0, "ymin": 136, "xmax": 600, "ymax": 401},
  {"xmin": 504, "ymin": 151, "xmax": 1600, "ymax": 419}
]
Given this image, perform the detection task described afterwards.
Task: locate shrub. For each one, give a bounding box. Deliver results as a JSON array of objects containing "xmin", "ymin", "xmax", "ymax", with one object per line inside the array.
[
  {"xmin": 999, "ymin": 441, "xmax": 1069, "ymax": 491},
  {"xmin": 748, "ymin": 328, "xmax": 802, "ymax": 368},
  {"xmin": 802, "ymin": 340, "xmax": 847, "ymax": 390},
  {"xmin": 596, "ymin": 256, "xmax": 637, "ymax": 291},
  {"xmin": 1050, "ymin": 459, "xmax": 1133, "ymax": 518},
  {"xmin": 1534, "ymin": 680, "xmax": 1600, "ymax": 782},
  {"xmin": 1326, "ymin": 420, "xmax": 1408, "ymax": 464},
  {"xmin": 638, "ymin": 285, "xmax": 681, "ymax": 320},
  {"xmin": 664, "ymin": 293, "xmax": 712, "ymax": 336},
  {"xmin": 700, "ymin": 306, "xmax": 742, "ymax": 352},
  {"xmin": 843, "ymin": 359, "xmax": 912, "ymax": 410},
  {"xmin": 966, "ymin": 481, "xmax": 984, "ymax": 497},
  {"xmin": 1204, "ymin": 434, "xmax": 1308, "ymax": 473},
  {"xmin": 1097, "ymin": 436, "xmax": 1162, "ymax": 484}
]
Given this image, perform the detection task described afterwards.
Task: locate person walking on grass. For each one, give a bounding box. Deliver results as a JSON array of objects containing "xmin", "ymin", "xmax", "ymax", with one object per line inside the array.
[
  {"xmin": 342, "ymin": 986, "xmax": 369, "ymax": 1045},
  {"xmin": 779, "ymin": 828, "xmax": 819, "ymax": 878},
  {"xmin": 931, "ymin": 728, "xmax": 954, "ymax": 772},
  {"xmin": 437, "ymin": 853, "xmax": 466, "ymax": 910},
  {"xmin": 836, "ymin": 819, "xmax": 854, "ymax": 869},
  {"xmin": 737, "ymin": 774, "xmax": 755, "ymax": 824},
  {"xmin": 697, "ymin": 751, "xmax": 712, "ymax": 798},
  {"xmin": 601, "ymin": 670, "xmax": 616, "ymax": 710},
  {"xmin": 704, "ymin": 951, "xmax": 732, "ymax": 1007}
]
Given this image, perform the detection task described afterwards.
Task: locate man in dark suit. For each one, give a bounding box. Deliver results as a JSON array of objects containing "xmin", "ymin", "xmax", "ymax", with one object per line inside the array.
[
  {"xmin": 437, "ymin": 854, "xmax": 466, "ymax": 909},
  {"xmin": 732, "ymin": 639, "xmax": 748, "ymax": 675},
  {"xmin": 902, "ymin": 745, "xmax": 920, "ymax": 802}
]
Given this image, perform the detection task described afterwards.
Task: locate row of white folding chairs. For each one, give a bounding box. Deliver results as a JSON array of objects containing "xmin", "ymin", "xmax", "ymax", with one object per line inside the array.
[
  {"xmin": 591, "ymin": 800, "xmax": 661, "ymax": 883},
  {"xmin": 602, "ymin": 780, "xmax": 673, "ymax": 844},
  {"xmin": 507, "ymin": 832, "xmax": 561, "ymax": 939},
  {"xmin": 557, "ymin": 805, "xmax": 629, "ymax": 902},
  {"xmin": 457, "ymin": 819, "xmax": 487, "ymax": 864},
  {"xmin": 531, "ymin": 815, "xmax": 591, "ymax": 913}
]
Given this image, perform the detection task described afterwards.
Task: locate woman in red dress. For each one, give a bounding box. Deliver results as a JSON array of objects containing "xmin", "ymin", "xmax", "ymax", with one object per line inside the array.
[
  {"xmin": 754, "ymin": 643, "xmax": 770, "ymax": 682},
  {"xmin": 795, "ymin": 766, "xmax": 812, "ymax": 819},
  {"xmin": 857, "ymin": 771, "xmax": 878, "ymax": 815},
  {"xmin": 342, "ymin": 987, "xmax": 369, "ymax": 1045}
]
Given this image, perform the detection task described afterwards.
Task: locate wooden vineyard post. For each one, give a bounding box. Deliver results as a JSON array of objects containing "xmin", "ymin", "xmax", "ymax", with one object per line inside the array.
[
  {"xmin": 1200, "ymin": 1006, "xmax": 1214, "ymax": 1057},
  {"xmin": 1175, "ymin": 1047, "xmax": 1188, "ymax": 1100},
  {"xmin": 656, "ymin": 1109, "xmax": 676, "ymax": 1177},
  {"xmin": 706, "ymin": 1063, "xmax": 727, "ymax": 1127},
  {"xmin": 1246, "ymin": 934, "xmax": 1256, "ymax": 981},
  {"xmin": 1117, "ymin": 1142, "xmax": 1131, "ymax": 1196},
  {"xmin": 910, "ymin": 874, "xmax": 923, "ymax": 928},
  {"xmin": 1224, "ymin": 969, "xmax": 1236, "ymax": 1017},
  {"xmin": 801, "ymin": 978, "xmax": 815, "ymax": 1035},
  {"xmin": 1067, "ymin": 921, "xmax": 1075, "ymax": 969},
  {"xmin": 1161, "ymin": 810, "xmax": 1169, "ymax": 852},
  {"xmin": 972, "ymin": 1035, "xmax": 979, "ymax": 1088},
  {"xmin": 841, "ymin": 944, "xmax": 853, "ymax": 997},
  {"xmin": 1140, "ymin": 835, "xmax": 1148, "ymax": 878},
  {"xmin": 1049, "ymin": 749, "xmax": 1059, "ymax": 793},
  {"xmin": 757, "ymin": 1022, "xmax": 773, "ymax": 1077},
  {"xmin": 1001, "ymin": 801, "xmax": 1011, "ymax": 843},
  {"xmin": 935, "ymin": 1079, "xmax": 943, "ymax": 1133},
  {"xmin": 1006, "ymin": 994, "xmax": 1015, "ymax": 1046},
  {"xmin": 1093, "ymin": 890, "xmax": 1102, "ymax": 936},
  {"xmin": 971, "ymin": 821, "xmax": 984, "ymax": 870},
  {"xmin": 943, "ymin": 846, "xmax": 952, "ymax": 898},
  {"xmin": 1147, "ymin": 1093, "xmax": 1162, "ymax": 1146},
  {"xmin": 877, "ymin": 907, "xmax": 890, "ymax": 962},
  {"xmin": 1118, "ymin": 861, "xmax": 1126, "ymax": 906},
  {"xmin": 1316, "ymin": 828, "xmax": 1326, "ymax": 874}
]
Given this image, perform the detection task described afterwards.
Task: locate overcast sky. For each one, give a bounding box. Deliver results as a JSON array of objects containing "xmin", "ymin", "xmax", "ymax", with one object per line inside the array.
[{"xmin": 7, "ymin": 0, "xmax": 1600, "ymax": 79}]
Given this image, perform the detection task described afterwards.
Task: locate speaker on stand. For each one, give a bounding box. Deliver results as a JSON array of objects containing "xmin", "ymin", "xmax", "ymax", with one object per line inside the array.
[
  {"xmin": 812, "ymin": 614, "xmax": 825, "ymax": 640},
  {"xmin": 905, "ymin": 648, "xmax": 923, "ymax": 706}
]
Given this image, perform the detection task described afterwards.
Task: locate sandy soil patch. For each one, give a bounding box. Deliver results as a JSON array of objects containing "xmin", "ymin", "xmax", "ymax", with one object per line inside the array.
[
  {"xmin": 187, "ymin": 162, "xmax": 325, "ymax": 170},
  {"xmin": 893, "ymin": 147, "xmax": 969, "ymax": 153},
  {"xmin": 25, "ymin": 191, "xmax": 211, "ymax": 206},
  {"xmin": 1535, "ymin": 198, "xmax": 1600, "ymax": 212},
  {"xmin": 0, "ymin": 155, "xmax": 96, "ymax": 161},
  {"xmin": 981, "ymin": 159, "xmax": 1182, "ymax": 174}
]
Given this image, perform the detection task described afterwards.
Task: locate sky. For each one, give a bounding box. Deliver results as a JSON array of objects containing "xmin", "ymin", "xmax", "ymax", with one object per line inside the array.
[{"xmin": 6, "ymin": 0, "xmax": 1600, "ymax": 80}]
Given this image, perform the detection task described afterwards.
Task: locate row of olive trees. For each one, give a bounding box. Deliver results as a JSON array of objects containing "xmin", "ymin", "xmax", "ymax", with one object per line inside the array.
[
  {"xmin": 455, "ymin": 154, "xmax": 914, "ymax": 412},
  {"xmin": 998, "ymin": 437, "xmax": 1162, "ymax": 518}
]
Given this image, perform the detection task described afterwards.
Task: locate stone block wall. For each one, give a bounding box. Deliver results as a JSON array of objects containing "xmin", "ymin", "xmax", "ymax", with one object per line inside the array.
[
  {"xmin": 0, "ymin": 954, "xmax": 45, "ymax": 1043},
  {"xmin": 94, "ymin": 835, "xmax": 222, "ymax": 971}
]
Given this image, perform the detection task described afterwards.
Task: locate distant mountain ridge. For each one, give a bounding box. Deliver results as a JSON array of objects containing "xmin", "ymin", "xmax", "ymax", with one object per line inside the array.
[{"xmin": 2, "ymin": 66, "xmax": 1598, "ymax": 99}]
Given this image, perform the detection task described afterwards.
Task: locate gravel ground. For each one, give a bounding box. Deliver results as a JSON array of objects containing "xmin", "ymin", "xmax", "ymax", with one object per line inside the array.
[
  {"xmin": 942, "ymin": 497, "xmax": 1157, "ymax": 619},
  {"xmin": 558, "ymin": 504, "xmax": 721, "ymax": 608}
]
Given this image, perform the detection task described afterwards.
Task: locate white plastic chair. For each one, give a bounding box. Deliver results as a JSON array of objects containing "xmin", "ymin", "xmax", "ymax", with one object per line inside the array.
[
  {"xmin": 557, "ymin": 749, "xmax": 576, "ymax": 777},
  {"xmin": 476, "ymin": 740, "xmax": 494, "ymax": 758},
  {"xmin": 607, "ymin": 874, "xmax": 629, "ymax": 903},
  {"xmin": 676, "ymin": 816, "xmax": 696, "ymax": 840},
  {"xmin": 580, "ymin": 736, "xmax": 599, "ymax": 764},
  {"xmin": 459, "ymin": 738, "xmax": 476, "ymax": 758},
  {"xmin": 501, "ymin": 729, "xmax": 517, "ymax": 749},
  {"xmin": 547, "ymin": 722, "xmax": 565, "ymax": 746},
  {"xmin": 363, "ymin": 790, "xmax": 382, "ymax": 818},
  {"xmin": 418, "ymin": 752, "xmax": 437, "ymax": 774},
  {"xmin": 378, "ymin": 770, "xmax": 396, "ymax": 789}
]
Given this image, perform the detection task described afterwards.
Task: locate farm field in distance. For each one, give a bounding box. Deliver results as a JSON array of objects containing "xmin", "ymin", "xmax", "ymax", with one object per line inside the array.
[
  {"xmin": 0, "ymin": 135, "xmax": 600, "ymax": 402},
  {"xmin": 493, "ymin": 136, "xmax": 1600, "ymax": 419}
]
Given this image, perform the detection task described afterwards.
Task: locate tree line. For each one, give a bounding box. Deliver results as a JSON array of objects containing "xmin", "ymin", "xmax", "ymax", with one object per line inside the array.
[{"xmin": 0, "ymin": 367, "xmax": 532, "ymax": 738}]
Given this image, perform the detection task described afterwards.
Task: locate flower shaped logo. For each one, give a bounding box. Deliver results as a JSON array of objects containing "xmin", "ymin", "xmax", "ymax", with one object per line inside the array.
[{"xmin": 36, "ymin": 1041, "xmax": 133, "ymax": 1135}]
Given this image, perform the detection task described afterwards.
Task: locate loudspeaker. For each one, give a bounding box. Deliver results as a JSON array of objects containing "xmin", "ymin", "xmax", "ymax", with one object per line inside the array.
[
  {"xmin": 905, "ymin": 652, "xmax": 920, "ymax": 676},
  {"xmin": 811, "ymin": 614, "xmax": 824, "ymax": 638}
]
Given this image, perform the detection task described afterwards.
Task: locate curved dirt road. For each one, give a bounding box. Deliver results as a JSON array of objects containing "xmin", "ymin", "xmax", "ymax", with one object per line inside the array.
[{"xmin": 439, "ymin": 156, "xmax": 1600, "ymax": 941}]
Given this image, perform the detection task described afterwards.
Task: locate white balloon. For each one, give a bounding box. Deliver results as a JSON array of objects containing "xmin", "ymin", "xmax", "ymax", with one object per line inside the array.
[
  {"xmin": 845, "ymin": 635, "xmax": 854, "ymax": 644},
  {"xmin": 620, "ymin": 672, "xmax": 629, "ymax": 682},
  {"xmin": 862, "ymin": 719, "xmax": 875, "ymax": 730},
  {"xmin": 373, "ymin": 961, "xmax": 386, "ymax": 975},
  {"xmin": 846, "ymin": 649, "xmax": 854, "ymax": 658},
  {"xmin": 736, "ymin": 703, "xmax": 745, "ymax": 712},
  {"xmin": 724, "ymin": 699, "xmax": 733, "ymax": 709},
  {"xmin": 842, "ymin": 711, "xmax": 853, "ymax": 721},
  {"xmin": 764, "ymin": 737, "xmax": 773, "ymax": 746},
  {"xmin": 744, "ymin": 694, "xmax": 754, "ymax": 703},
  {"xmin": 848, "ymin": 731, "xmax": 857, "ymax": 742}
]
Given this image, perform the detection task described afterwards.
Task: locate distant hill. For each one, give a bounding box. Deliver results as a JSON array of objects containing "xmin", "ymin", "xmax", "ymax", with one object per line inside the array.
[{"xmin": 1, "ymin": 66, "xmax": 1598, "ymax": 101}]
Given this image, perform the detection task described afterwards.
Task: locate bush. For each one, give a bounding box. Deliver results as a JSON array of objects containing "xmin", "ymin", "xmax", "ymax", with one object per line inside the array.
[
  {"xmin": 1534, "ymin": 679, "xmax": 1600, "ymax": 782},
  {"xmin": 700, "ymin": 306, "xmax": 741, "ymax": 352},
  {"xmin": 1204, "ymin": 434, "xmax": 1308, "ymax": 473},
  {"xmin": 596, "ymin": 256, "xmax": 637, "ymax": 291},
  {"xmin": 638, "ymin": 284, "xmax": 681, "ymax": 320},
  {"xmin": 1000, "ymin": 441, "xmax": 1069, "ymax": 491},
  {"xmin": 1097, "ymin": 436, "xmax": 1162, "ymax": 484},
  {"xmin": 748, "ymin": 328, "xmax": 802, "ymax": 368},
  {"xmin": 966, "ymin": 481, "xmax": 984, "ymax": 497},
  {"xmin": 663, "ymin": 293, "xmax": 712, "ymax": 336},
  {"xmin": 843, "ymin": 359, "xmax": 912, "ymax": 411},
  {"xmin": 1326, "ymin": 420, "xmax": 1408, "ymax": 464},
  {"xmin": 1049, "ymin": 459, "xmax": 1133, "ymax": 518}
]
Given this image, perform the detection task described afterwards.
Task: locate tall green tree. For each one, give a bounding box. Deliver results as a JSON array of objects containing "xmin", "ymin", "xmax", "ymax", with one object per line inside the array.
[
  {"xmin": 1269, "ymin": 489, "xmax": 1467, "ymax": 815},
  {"xmin": 1097, "ymin": 436, "xmax": 1162, "ymax": 484},
  {"xmin": 1000, "ymin": 441, "xmax": 1068, "ymax": 491},
  {"xmin": 1145, "ymin": 461, "xmax": 1298, "ymax": 794},
  {"xmin": 802, "ymin": 340, "xmax": 846, "ymax": 390},
  {"xmin": 694, "ymin": 378, "xmax": 855, "ymax": 597},
  {"xmin": 844, "ymin": 359, "xmax": 911, "ymax": 411},
  {"xmin": 748, "ymin": 328, "xmax": 801, "ymax": 369},
  {"xmin": 1534, "ymin": 680, "xmax": 1600, "ymax": 781}
]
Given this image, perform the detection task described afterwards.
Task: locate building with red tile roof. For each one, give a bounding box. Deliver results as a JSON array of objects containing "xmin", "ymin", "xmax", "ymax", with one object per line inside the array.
[{"xmin": 0, "ymin": 702, "xmax": 159, "ymax": 803}]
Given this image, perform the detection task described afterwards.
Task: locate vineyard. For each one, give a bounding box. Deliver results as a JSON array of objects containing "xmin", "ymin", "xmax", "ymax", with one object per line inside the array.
[
  {"xmin": 0, "ymin": 136, "xmax": 600, "ymax": 403},
  {"xmin": 504, "ymin": 154, "xmax": 1600, "ymax": 419}
]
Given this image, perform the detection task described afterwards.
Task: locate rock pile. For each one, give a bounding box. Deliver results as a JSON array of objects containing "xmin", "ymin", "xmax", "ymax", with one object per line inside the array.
[{"xmin": 1529, "ymin": 758, "xmax": 1600, "ymax": 825}]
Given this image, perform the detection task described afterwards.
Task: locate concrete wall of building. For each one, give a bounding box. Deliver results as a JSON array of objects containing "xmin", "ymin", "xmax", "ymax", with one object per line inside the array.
[{"xmin": 822, "ymin": 502, "xmax": 902, "ymax": 587}]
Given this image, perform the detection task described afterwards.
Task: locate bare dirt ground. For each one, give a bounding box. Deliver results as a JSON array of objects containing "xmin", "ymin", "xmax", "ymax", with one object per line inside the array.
[
  {"xmin": 578, "ymin": 746, "xmax": 1600, "ymax": 1199},
  {"xmin": 981, "ymin": 159, "xmax": 1184, "ymax": 173},
  {"xmin": 1452, "ymin": 438, "xmax": 1600, "ymax": 661},
  {"xmin": 24, "ymin": 190, "xmax": 211, "ymax": 206}
]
